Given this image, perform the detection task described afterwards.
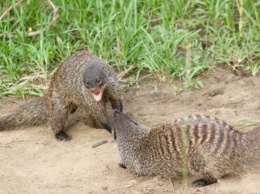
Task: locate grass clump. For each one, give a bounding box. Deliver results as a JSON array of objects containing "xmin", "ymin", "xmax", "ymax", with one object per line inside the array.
[{"xmin": 0, "ymin": 0, "xmax": 259, "ymax": 97}]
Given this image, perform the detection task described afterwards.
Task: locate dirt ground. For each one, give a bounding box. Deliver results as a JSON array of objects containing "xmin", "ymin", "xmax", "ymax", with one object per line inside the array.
[{"xmin": 0, "ymin": 66, "xmax": 260, "ymax": 194}]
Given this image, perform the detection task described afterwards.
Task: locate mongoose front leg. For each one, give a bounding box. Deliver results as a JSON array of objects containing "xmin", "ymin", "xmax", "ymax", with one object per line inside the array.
[
  {"xmin": 111, "ymin": 99, "xmax": 123, "ymax": 112},
  {"xmin": 55, "ymin": 131, "xmax": 71, "ymax": 141},
  {"xmin": 192, "ymin": 175, "xmax": 217, "ymax": 187},
  {"xmin": 106, "ymin": 84, "xmax": 123, "ymax": 112},
  {"xmin": 118, "ymin": 163, "xmax": 126, "ymax": 169},
  {"xmin": 99, "ymin": 117, "xmax": 113, "ymax": 133},
  {"xmin": 51, "ymin": 96, "xmax": 71, "ymax": 141},
  {"xmin": 92, "ymin": 103, "xmax": 113, "ymax": 133}
]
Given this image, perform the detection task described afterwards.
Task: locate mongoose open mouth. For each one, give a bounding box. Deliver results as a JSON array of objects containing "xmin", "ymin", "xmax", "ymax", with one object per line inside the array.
[
  {"xmin": 91, "ymin": 90, "xmax": 103, "ymax": 101},
  {"xmin": 89, "ymin": 83, "xmax": 107, "ymax": 102}
]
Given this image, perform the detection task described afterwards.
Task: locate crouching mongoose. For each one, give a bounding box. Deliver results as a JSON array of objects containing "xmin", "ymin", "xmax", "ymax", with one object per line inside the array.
[
  {"xmin": 113, "ymin": 110, "xmax": 260, "ymax": 187},
  {"xmin": 0, "ymin": 50, "xmax": 123, "ymax": 141}
]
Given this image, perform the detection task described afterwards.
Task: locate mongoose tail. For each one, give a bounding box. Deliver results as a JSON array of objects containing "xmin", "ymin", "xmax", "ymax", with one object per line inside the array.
[{"xmin": 0, "ymin": 97, "xmax": 48, "ymax": 131}]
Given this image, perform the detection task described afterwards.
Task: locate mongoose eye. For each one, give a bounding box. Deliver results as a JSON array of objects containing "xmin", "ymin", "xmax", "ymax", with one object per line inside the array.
[
  {"xmin": 85, "ymin": 81, "xmax": 90, "ymax": 88},
  {"xmin": 96, "ymin": 78, "xmax": 102, "ymax": 84}
]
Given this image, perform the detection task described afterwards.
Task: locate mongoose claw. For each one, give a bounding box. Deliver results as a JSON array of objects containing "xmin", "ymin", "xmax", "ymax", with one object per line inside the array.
[
  {"xmin": 191, "ymin": 178, "xmax": 217, "ymax": 187},
  {"xmin": 118, "ymin": 163, "xmax": 127, "ymax": 169},
  {"xmin": 55, "ymin": 131, "xmax": 72, "ymax": 141}
]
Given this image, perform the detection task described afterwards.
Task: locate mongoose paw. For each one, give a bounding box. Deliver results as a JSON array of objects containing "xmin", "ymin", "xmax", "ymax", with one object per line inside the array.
[
  {"xmin": 192, "ymin": 178, "xmax": 217, "ymax": 187},
  {"xmin": 55, "ymin": 132, "xmax": 72, "ymax": 141},
  {"xmin": 118, "ymin": 163, "xmax": 127, "ymax": 169},
  {"xmin": 101, "ymin": 120, "xmax": 113, "ymax": 133}
]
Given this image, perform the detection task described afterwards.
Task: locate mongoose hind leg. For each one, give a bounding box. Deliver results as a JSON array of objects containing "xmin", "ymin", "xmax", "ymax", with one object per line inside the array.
[{"xmin": 192, "ymin": 174, "xmax": 217, "ymax": 187}]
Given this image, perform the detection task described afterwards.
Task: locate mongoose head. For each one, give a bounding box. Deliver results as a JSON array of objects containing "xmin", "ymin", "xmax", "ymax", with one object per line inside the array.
[
  {"xmin": 113, "ymin": 110, "xmax": 150, "ymax": 141},
  {"xmin": 83, "ymin": 63, "xmax": 108, "ymax": 102}
]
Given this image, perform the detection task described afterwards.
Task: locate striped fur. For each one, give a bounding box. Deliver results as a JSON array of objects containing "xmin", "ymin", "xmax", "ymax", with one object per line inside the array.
[{"xmin": 114, "ymin": 111, "xmax": 260, "ymax": 187}]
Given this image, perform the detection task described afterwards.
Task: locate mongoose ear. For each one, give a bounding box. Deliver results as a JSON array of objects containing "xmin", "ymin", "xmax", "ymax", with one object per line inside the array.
[
  {"xmin": 114, "ymin": 110, "xmax": 139, "ymax": 125},
  {"xmin": 102, "ymin": 65, "xmax": 109, "ymax": 74}
]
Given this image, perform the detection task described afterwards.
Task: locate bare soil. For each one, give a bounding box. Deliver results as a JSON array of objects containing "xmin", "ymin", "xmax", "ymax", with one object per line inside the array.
[{"xmin": 0, "ymin": 67, "xmax": 260, "ymax": 194}]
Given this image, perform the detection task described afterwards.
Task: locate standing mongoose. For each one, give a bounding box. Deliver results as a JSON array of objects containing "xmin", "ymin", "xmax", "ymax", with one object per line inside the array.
[
  {"xmin": 113, "ymin": 110, "xmax": 260, "ymax": 187},
  {"xmin": 0, "ymin": 50, "xmax": 123, "ymax": 141}
]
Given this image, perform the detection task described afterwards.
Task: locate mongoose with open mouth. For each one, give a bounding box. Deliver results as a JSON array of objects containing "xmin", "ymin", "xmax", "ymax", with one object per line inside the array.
[{"xmin": 0, "ymin": 50, "xmax": 123, "ymax": 141}]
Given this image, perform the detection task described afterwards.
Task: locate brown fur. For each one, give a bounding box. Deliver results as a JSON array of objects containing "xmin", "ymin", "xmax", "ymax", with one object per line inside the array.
[
  {"xmin": 113, "ymin": 111, "xmax": 260, "ymax": 187},
  {"xmin": 0, "ymin": 50, "xmax": 122, "ymax": 141}
]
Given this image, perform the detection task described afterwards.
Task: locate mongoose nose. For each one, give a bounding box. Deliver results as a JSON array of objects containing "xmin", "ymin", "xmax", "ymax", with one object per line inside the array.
[{"xmin": 90, "ymin": 88, "xmax": 99, "ymax": 93}]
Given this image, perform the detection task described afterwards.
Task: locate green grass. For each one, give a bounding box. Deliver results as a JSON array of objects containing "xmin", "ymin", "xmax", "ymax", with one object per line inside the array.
[
  {"xmin": 0, "ymin": 0, "xmax": 260, "ymax": 98},
  {"xmin": 239, "ymin": 119, "xmax": 260, "ymax": 128}
]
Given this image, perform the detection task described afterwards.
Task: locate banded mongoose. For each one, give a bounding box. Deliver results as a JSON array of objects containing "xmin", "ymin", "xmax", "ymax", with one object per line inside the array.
[
  {"xmin": 113, "ymin": 110, "xmax": 260, "ymax": 187},
  {"xmin": 0, "ymin": 50, "xmax": 123, "ymax": 141}
]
